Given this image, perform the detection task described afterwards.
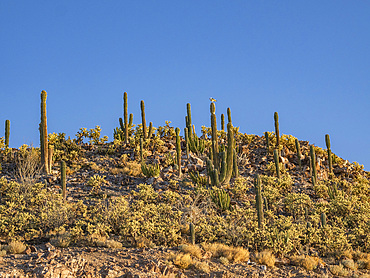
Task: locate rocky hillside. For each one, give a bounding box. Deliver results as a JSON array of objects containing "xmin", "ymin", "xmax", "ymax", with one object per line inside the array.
[{"xmin": 0, "ymin": 102, "xmax": 370, "ymax": 277}]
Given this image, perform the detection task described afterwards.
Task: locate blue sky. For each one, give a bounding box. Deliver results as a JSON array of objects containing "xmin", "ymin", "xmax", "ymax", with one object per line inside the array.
[{"xmin": 0, "ymin": 1, "xmax": 369, "ymax": 170}]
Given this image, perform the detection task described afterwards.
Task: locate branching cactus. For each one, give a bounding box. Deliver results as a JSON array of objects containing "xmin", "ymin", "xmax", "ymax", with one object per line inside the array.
[
  {"xmin": 254, "ymin": 174, "xmax": 264, "ymax": 229},
  {"xmin": 140, "ymin": 100, "xmax": 147, "ymax": 139},
  {"xmin": 5, "ymin": 120, "xmax": 10, "ymax": 148},
  {"xmin": 310, "ymin": 145, "xmax": 318, "ymax": 185},
  {"xmin": 40, "ymin": 90, "xmax": 49, "ymax": 174},
  {"xmin": 273, "ymin": 149, "xmax": 280, "ymax": 179},
  {"xmin": 60, "ymin": 160, "xmax": 66, "ymax": 202},
  {"xmin": 274, "ymin": 112, "xmax": 280, "ymax": 149},
  {"xmin": 325, "ymin": 134, "xmax": 333, "ymax": 174},
  {"xmin": 295, "ymin": 138, "xmax": 302, "ymax": 171},
  {"xmin": 124, "ymin": 92, "xmax": 129, "ymax": 143},
  {"xmin": 175, "ymin": 127, "xmax": 182, "ymax": 177}
]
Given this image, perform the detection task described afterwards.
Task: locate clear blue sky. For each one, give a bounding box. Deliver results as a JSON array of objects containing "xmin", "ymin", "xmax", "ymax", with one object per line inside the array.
[{"xmin": 1, "ymin": 1, "xmax": 369, "ymax": 170}]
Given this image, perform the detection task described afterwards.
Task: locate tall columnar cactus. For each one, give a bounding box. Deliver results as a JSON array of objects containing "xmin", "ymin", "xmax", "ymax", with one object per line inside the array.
[
  {"xmin": 189, "ymin": 222, "xmax": 195, "ymax": 245},
  {"xmin": 124, "ymin": 92, "xmax": 129, "ymax": 144},
  {"xmin": 221, "ymin": 114, "xmax": 225, "ymax": 131},
  {"xmin": 5, "ymin": 120, "xmax": 10, "ymax": 148},
  {"xmin": 210, "ymin": 102, "xmax": 218, "ymax": 170},
  {"xmin": 227, "ymin": 107, "xmax": 232, "ymax": 124},
  {"xmin": 184, "ymin": 127, "xmax": 189, "ymax": 159},
  {"xmin": 60, "ymin": 160, "xmax": 66, "ymax": 202},
  {"xmin": 321, "ymin": 212, "xmax": 327, "ymax": 228},
  {"xmin": 310, "ymin": 145, "xmax": 318, "ymax": 186},
  {"xmin": 129, "ymin": 113, "xmax": 133, "ymax": 128},
  {"xmin": 140, "ymin": 100, "xmax": 147, "ymax": 139},
  {"xmin": 254, "ymin": 174, "xmax": 264, "ymax": 229},
  {"xmin": 295, "ymin": 138, "xmax": 302, "ymax": 171},
  {"xmin": 140, "ymin": 138, "xmax": 144, "ymax": 162},
  {"xmin": 186, "ymin": 103, "xmax": 192, "ymax": 137},
  {"xmin": 223, "ymin": 122, "xmax": 234, "ymax": 184},
  {"xmin": 175, "ymin": 127, "xmax": 182, "ymax": 177},
  {"xmin": 148, "ymin": 122, "xmax": 153, "ymax": 139},
  {"xmin": 273, "ymin": 149, "xmax": 280, "ymax": 179},
  {"xmin": 233, "ymin": 149, "xmax": 239, "ymax": 178},
  {"xmin": 48, "ymin": 145, "xmax": 54, "ymax": 172},
  {"xmin": 325, "ymin": 134, "xmax": 333, "ymax": 174},
  {"xmin": 274, "ymin": 112, "xmax": 280, "ymax": 149},
  {"xmin": 264, "ymin": 132, "xmax": 269, "ymax": 153},
  {"xmin": 40, "ymin": 90, "xmax": 49, "ymax": 174},
  {"xmin": 119, "ymin": 118, "xmax": 124, "ymax": 131}
]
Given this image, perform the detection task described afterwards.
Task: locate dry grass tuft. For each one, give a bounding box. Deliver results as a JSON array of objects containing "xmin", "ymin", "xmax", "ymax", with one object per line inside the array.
[
  {"xmin": 341, "ymin": 258, "xmax": 357, "ymax": 270},
  {"xmin": 172, "ymin": 253, "xmax": 193, "ymax": 269},
  {"xmin": 290, "ymin": 254, "xmax": 320, "ymax": 271},
  {"xmin": 123, "ymin": 161, "xmax": 142, "ymax": 177},
  {"xmin": 96, "ymin": 239, "xmax": 122, "ymax": 249},
  {"xmin": 179, "ymin": 244, "xmax": 203, "ymax": 259},
  {"xmin": 194, "ymin": 261, "xmax": 210, "ymax": 273},
  {"xmin": 329, "ymin": 264, "xmax": 350, "ymax": 277},
  {"xmin": 255, "ymin": 250, "xmax": 275, "ymax": 268},
  {"xmin": 50, "ymin": 233, "xmax": 71, "ymax": 248},
  {"xmin": 6, "ymin": 240, "xmax": 27, "ymax": 254},
  {"xmin": 201, "ymin": 243, "xmax": 249, "ymax": 263}
]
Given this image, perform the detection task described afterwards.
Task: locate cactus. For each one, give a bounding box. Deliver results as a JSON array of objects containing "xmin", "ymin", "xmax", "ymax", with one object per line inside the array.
[
  {"xmin": 321, "ymin": 212, "xmax": 326, "ymax": 228},
  {"xmin": 189, "ymin": 223, "xmax": 195, "ymax": 245},
  {"xmin": 175, "ymin": 127, "xmax": 182, "ymax": 177},
  {"xmin": 119, "ymin": 117, "xmax": 124, "ymax": 131},
  {"xmin": 325, "ymin": 134, "xmax": 333, "ymax": 174},
  {"xmin": 223, "ymin": 122, "xmax": 234, "ymax": 184},
  {"xmin": 186, "ymin": 103, "xmax": 192, "ymax": 137},
  {"xmin": 140, "ymin": 100, "xmax": 147, "ymax": 139},
  {"xmin": 187, "ymin": 126, "xmax": 205, "ymax": 156},
  {"xmin": 210, "ymin": 102, "xmax": 218, "ymax": 170},
  {"xmin": 124, "ymin": 92, "xmax": 129, "ymax": 143},
  {"xmin": 184, "ymin": 127, "xmax": 189, "ymax": 159},
  {"xmin": 233, "ymin": 149, "xmax": 239, "ymax": 178},
  {"xmin": 254, "ymin": 174, "xmax": 264, "ymax": 229},
  {"xmin": 210, "ymin": 187, "xmax": 231, "ymax": 211},
  {"xmin": 60, "ymin": 160, "xmax": 66, "ymax": 202},
  {"xmin": 274, "ymin": 112, "xmax": 280, "ymax": 149},
  {"xmin": 206, "ymin": 121, "xmax": 235, "ymax": 186},
  {"xmin": 219, "ymin": 114, "xmax": 224, "ymax": 132},
  {"xmin": 40, "ymin": 90, "xmax": 49, "ymax": 174},
  {"xmin": 5, "ymin": 120, "xmax": 10, "ymax": 148},
  {"xmin": 227, "ymin": 107, "xmax": 232, "ymax": 124},
  {"xmin": 48, "ymin": 145, "xmax": 54, "ymax": 172},
  {"xmin": 295, "ymin": 138, "xmax": 302, "ymax": 171},
  {"xmin": 264, "ymin": 131, "xmax": 269, "ymax": 153},
  {"xmin": 273, "ymin": 149, "xmax": 280, "ymax": 179},
  {"xmin": 129, "ymin": 113, "xmax": 133, "ymax": 127},
  {"xmin": 140, "ymin": 137, "xmax": 144, "ymax": 162},
  {"xmin": 310, "ymin": 145, "xmax": 317, "ymax": 185},
  {"xmin": 148, "ymin": 122, "xmax": 153, "ymax": 139},
  {"xmin": 141, "ymin": 162, "xmax": 160, "ymax": 177}
]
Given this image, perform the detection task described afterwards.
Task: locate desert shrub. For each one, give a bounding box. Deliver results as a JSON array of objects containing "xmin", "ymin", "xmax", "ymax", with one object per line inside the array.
[
  {"xmin": 329, "ymin": 264, "xmax": 350, "ymax": 277},
  {"xmin": 172, "ymin": 253, "xmax": 193, "ymax": 269},
  {"xmin": 290, "ymin": 254, "xmax": 320, "ymax": 271},
  {"xmin": 48, "ymin": 132, "xmax": 81, "ymax": 164},
  {"xmin": 201, "ymin": 242, "xmax": 249, "ymax": 263},
  {"xmin": 122, "ymin": 161, "xmax": 142, "ymax": 177},
  {"xmin": 178, "ymin": 244, "xmax": 203, "ymax": 259},
  {"xmin": 86, "ymin": 174, "xmax": 107, "ymax": 195},
  {"xmin": 284, "ymin": 193, "xmax": 312, "ymax": 219},
  {"xmin": 75, "ymin": 126, "xmax": 108, "ymax": 145}
]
